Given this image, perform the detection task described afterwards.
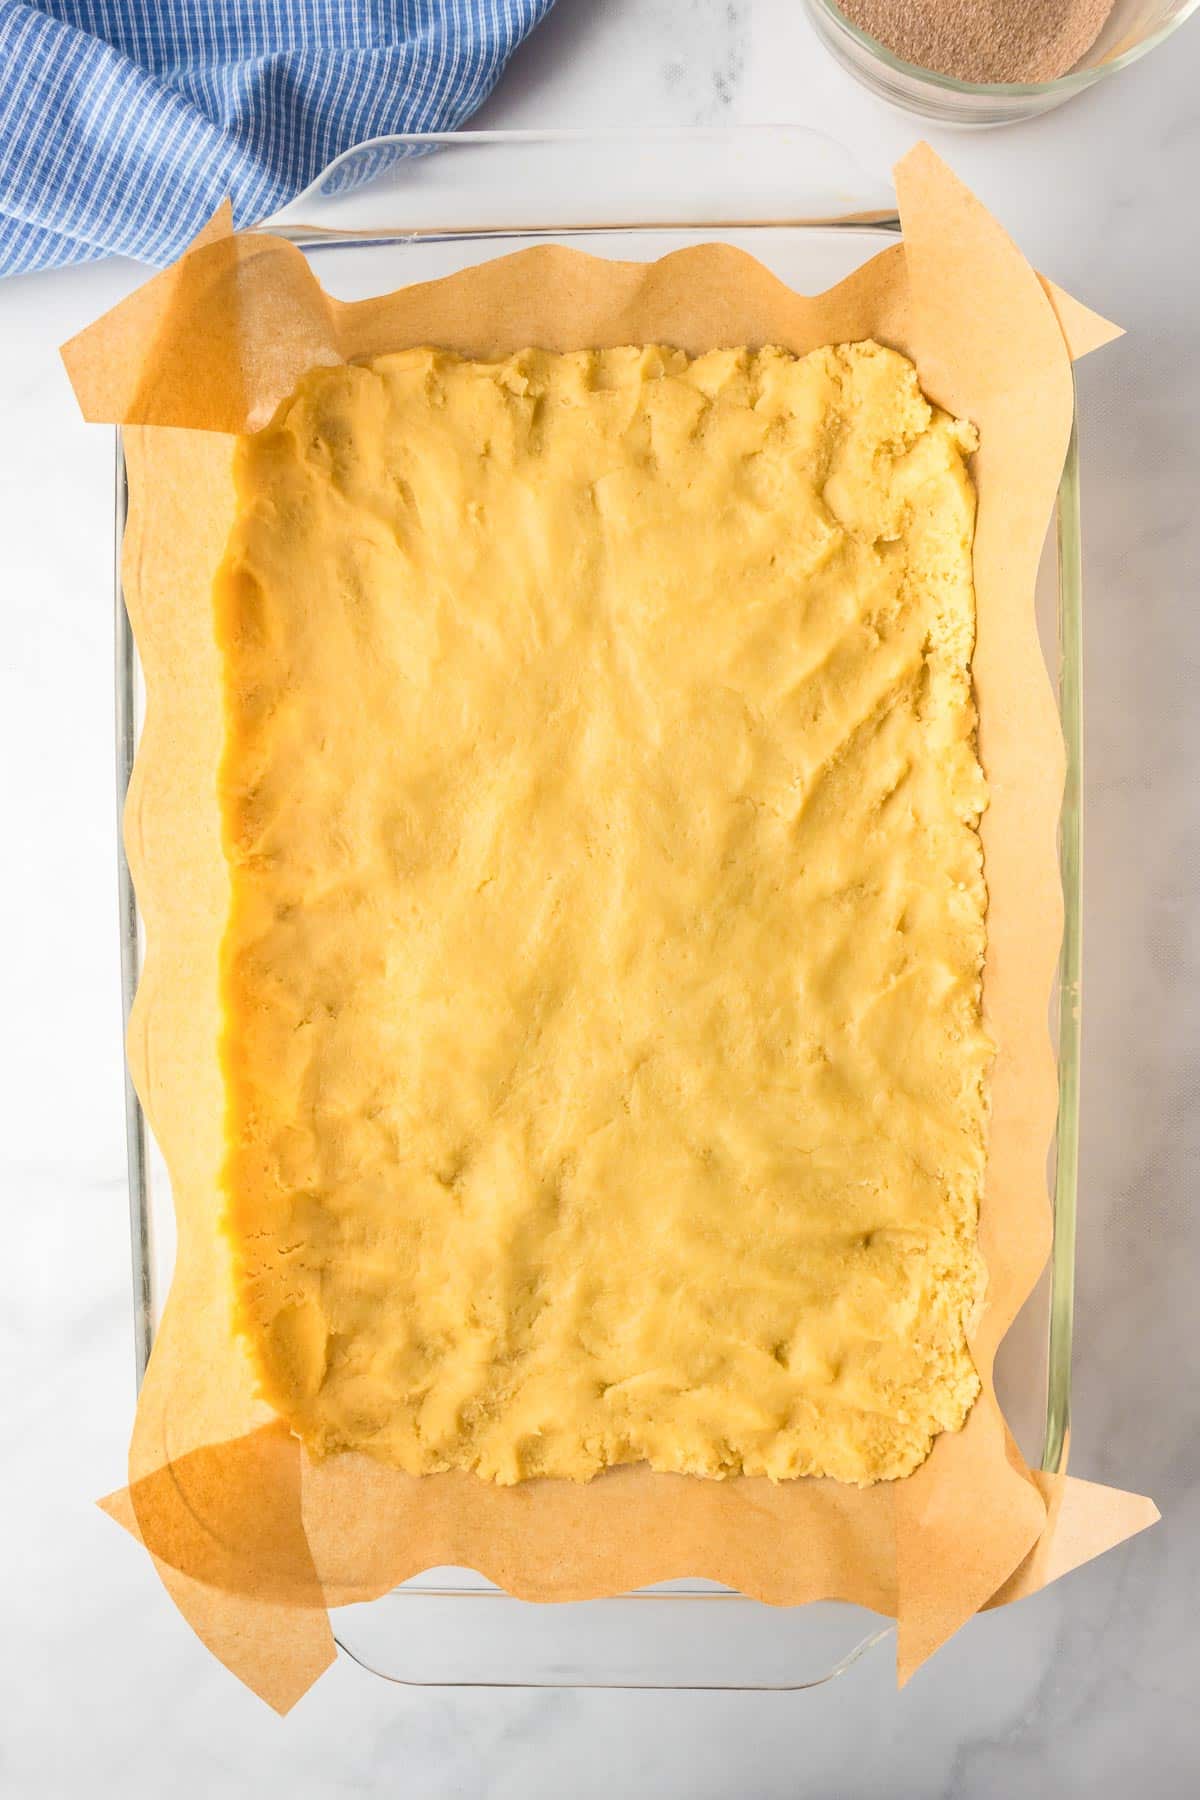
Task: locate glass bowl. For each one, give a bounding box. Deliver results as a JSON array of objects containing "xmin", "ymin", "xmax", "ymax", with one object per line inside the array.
[{"xmin": 803, "ymin": 0, "xmax": 1200, "ymax": 124}]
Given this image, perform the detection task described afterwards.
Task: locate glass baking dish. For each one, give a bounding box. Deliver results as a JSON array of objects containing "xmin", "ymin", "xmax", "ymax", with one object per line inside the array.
[{"xmin": 114, "ymin": 127, "xmax": 1082, "ymax": 1691}]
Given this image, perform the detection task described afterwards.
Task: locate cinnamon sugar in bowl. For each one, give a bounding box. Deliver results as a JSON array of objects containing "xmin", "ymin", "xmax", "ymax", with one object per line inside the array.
[{"xmin": 803, "ymin": 0, "xmax": 1200, "ymax": 124}]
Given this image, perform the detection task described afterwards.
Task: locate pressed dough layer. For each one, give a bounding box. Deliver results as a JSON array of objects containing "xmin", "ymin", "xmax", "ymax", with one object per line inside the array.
[{"xmin": 218, "ymin": 341, "xmax": 989, "ymax": 1487}]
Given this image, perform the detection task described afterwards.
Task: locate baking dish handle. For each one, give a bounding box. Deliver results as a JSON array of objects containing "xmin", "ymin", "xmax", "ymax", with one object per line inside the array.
[{"xmin": 263, "ymin": 125, "xmax": 898, "ymax": 243}]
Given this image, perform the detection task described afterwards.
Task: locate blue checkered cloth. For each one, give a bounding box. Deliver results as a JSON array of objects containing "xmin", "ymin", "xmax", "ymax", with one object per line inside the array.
[{"xmin": 0, "ymin": 1, "xmax": 556, "ymax": 276}]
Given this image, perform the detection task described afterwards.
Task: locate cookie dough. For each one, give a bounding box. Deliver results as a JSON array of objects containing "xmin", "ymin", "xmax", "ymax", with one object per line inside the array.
[{"xmin": 217, "ymin": 340, "xmax": 989, "ymax": 1486}]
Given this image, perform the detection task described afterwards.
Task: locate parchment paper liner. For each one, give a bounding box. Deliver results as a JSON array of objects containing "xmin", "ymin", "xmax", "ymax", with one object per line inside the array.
[{"xmin": 65, "ymin": 147, "xmax": 1156, "ymax": 1712}]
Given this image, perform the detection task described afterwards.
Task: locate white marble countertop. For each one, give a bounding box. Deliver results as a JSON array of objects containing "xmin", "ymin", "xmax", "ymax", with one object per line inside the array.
[{"xmin": 3, "ymin": 2, "xmax": 1198, "ymax": 1793}]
